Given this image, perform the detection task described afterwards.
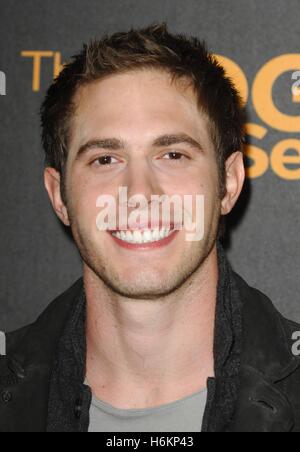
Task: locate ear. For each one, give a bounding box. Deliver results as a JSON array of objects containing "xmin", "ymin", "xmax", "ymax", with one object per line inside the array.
[
  {"xmin": 221, "ymin": 151, "xmax": 245, "ymax": 216},
  {"xmin": 44, "ymin": 167, "xmax": 70, "ymax": 226}
]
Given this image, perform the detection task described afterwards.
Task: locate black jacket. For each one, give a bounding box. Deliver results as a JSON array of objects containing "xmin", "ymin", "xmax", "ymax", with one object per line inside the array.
[{"xmin": 1, "ymin": 248, "xmax": 300, "ymax": 432}]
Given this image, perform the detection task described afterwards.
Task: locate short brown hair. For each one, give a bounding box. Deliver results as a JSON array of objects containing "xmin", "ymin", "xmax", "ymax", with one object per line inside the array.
[{"xmin": 41, "ymin": 22, "xmax": 244, "ymax": 202}]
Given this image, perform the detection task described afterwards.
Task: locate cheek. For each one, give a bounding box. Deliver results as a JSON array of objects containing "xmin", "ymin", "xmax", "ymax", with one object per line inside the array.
[
  {"xmin": 171, "ymin": 166, "xmax": 219, "ymax": 198},
  {"xmin": 183, "ymin": 170, "xmax": 220, "ymax": 224},
  {"xmin": 68, "ymin": 176, "xmax": 102, "ymax": 226}
]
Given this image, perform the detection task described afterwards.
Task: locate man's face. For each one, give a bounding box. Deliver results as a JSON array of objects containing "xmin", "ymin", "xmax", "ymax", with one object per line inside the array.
[{"xmin": 64, "ymin": 69, "xmax": 221, "ymax": 299}]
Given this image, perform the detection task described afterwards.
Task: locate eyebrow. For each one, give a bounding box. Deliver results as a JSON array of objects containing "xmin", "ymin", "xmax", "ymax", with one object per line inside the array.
[{"xmin": 75, "ymin": 133, "xmax": 204, "ymax": 159}]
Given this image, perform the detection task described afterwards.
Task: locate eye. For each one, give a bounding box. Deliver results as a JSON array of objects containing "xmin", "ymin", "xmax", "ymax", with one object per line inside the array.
[
  {"xmin": 162, "ymin": 151, "xmax": 188, "ymax": 161},
  {"xmin": 92, "ymin": 155, "xmax": 119, "ymax": 166}
]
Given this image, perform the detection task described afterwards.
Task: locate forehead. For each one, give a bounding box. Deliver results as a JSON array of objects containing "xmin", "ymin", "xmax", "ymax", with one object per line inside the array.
[{"xmin": 70, "ymin": 69, "xmax": 211, "ymax": 150}]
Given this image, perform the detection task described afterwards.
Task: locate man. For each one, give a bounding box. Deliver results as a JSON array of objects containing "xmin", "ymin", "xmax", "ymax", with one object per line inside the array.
[{"xmin": 0, "ymin": 23, "xmax": 300, "ymax": 433}]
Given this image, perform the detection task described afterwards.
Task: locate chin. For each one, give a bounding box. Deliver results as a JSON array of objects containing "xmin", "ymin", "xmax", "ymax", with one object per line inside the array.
[
  {"xmin": 107, "ymin": 286, "xmax": 176, "ymax": 300},
  {"xmin": 111, "ymin": 278, "xmax": 170, "ymax": 300}
]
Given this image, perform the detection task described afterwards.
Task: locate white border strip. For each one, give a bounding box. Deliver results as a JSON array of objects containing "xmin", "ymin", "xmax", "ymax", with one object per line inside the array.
[{"xmin": 0, "ymin": 331, "xmax": 6, "ymax": 356}]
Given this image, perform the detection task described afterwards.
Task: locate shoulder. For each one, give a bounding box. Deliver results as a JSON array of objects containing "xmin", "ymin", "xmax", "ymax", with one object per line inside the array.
[
  {"xmin": 0, "ymin": 277, "xmax": 84, "ymax": 358},
  {"xmin": 232, "ymin": 271, "xmax": 300, "ymax": 380},
  {"xmin": 233, "ymin": 270, "xmax": 300, "ymax": 332}
]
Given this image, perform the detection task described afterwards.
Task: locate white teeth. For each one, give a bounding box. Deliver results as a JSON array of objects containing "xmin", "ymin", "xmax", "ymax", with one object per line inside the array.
[
  {"xmin": 133, "ymin": 230, "xmax": 142, "ymax": 244},
  {"xmin": 152, "ymin": 229, "xmax": 160, "ymax": 240},
  {"xmin": 112, "ymin": 228, "xmax": 174, "ymax": 244},
  {"xmin": 159, "ymin": 229, "xmax": 166, "ymax": 239},
  {"xmin": 125, "ymin": 231, "xmax": 133, "ymax": 242},
  {"xmin": 143, "ymin": 230, "xmax": 152, "ymax": 242}
]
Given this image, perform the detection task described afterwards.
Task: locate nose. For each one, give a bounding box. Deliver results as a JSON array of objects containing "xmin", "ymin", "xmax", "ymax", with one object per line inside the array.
[{"xmin": 121, "ymin": 159, "xmax": 164, "ymax": 207}]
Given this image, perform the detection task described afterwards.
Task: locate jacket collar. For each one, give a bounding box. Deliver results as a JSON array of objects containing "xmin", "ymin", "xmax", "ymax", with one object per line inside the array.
[{"xmin": 201, "ymin": 241, "xmax": 243, "ymax": 432}]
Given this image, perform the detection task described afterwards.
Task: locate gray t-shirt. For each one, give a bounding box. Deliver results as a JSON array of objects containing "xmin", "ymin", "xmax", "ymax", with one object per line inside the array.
[{"xmin": 88, "ymin": 388, "xmax": 207, "ymax": 432}]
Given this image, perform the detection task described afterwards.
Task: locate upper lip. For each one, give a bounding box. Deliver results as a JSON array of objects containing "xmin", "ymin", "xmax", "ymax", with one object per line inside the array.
[{"xmin": 109, "ymin": 221, "xmax": 179, "ymax": 232}]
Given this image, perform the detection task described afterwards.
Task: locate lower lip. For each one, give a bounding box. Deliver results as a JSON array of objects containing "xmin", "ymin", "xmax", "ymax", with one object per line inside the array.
[{"xmin": 109, "ymin": 230, "xmax": 179, "ymax": 251}]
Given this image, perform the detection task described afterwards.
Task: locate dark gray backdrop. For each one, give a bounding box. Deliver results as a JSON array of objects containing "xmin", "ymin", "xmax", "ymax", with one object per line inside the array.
[{"xmin": 0, "ymin": 0, "xmax": 299, "ymax": 331}]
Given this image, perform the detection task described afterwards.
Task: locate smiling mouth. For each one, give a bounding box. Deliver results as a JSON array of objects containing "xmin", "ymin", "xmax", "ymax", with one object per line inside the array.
[{"xmin": 110, "ymin": 227, "xmax": 176, "ymax": 245}]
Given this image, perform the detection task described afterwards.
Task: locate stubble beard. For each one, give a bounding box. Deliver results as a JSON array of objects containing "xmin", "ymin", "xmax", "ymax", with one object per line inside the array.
[{"xmin": 68, "ymin": 207, "xmax": 220, "ymax": 301}]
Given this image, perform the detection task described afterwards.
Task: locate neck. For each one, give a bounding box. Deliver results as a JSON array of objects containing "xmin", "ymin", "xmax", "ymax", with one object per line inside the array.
[{"xmin": 85, "ymin": 244, "xmax": 218, "ymax": 409}]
